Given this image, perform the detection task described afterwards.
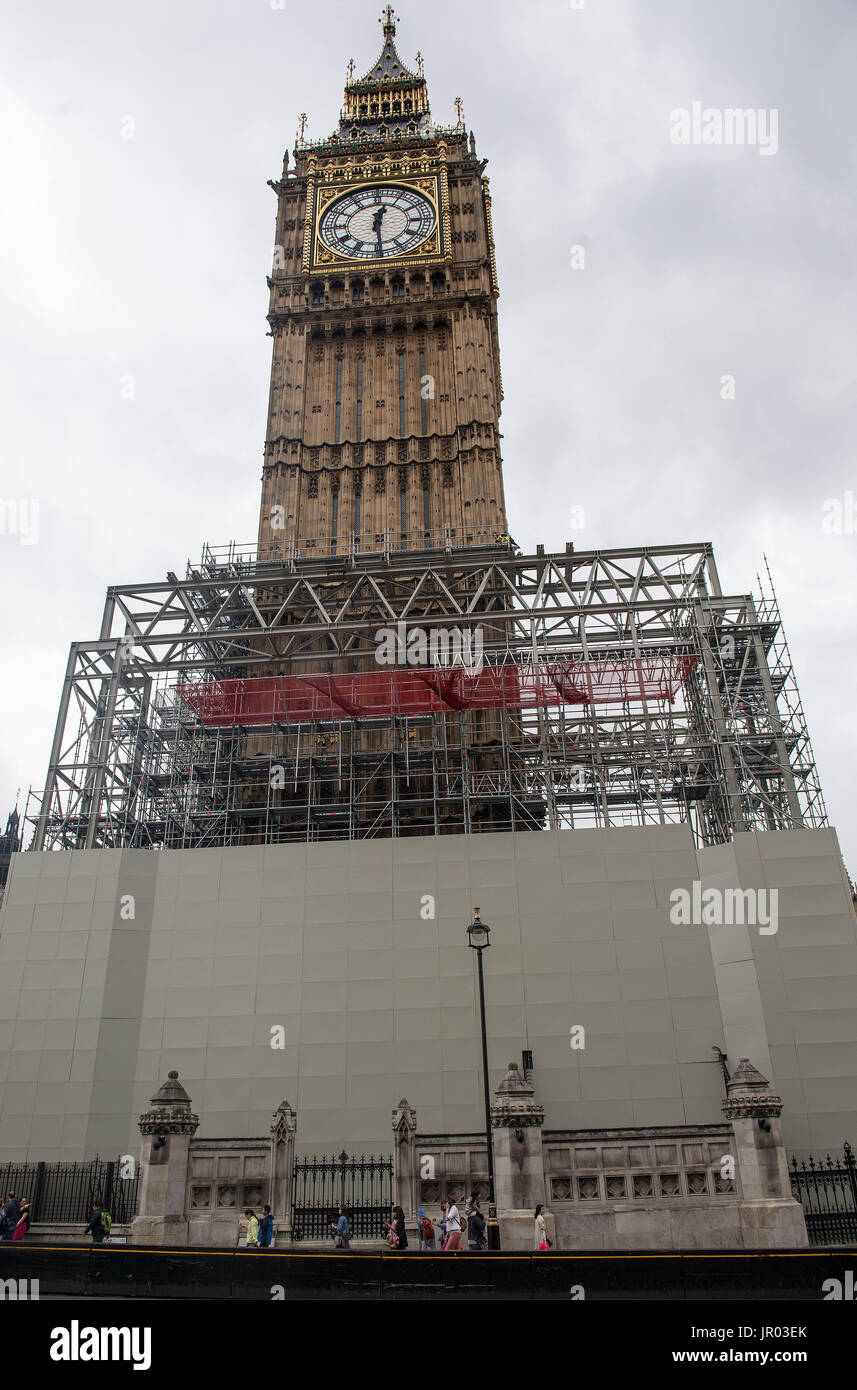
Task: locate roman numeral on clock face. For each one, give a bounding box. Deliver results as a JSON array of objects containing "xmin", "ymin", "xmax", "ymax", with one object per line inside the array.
[{"xmin": 319, "ymin": 184, "xmax": 437, "ymax": 261}]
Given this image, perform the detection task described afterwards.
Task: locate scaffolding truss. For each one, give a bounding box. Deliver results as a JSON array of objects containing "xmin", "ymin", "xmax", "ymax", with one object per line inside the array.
[{"xmin": 26, "ymin": 541, "xmax": 827, "ymax": 850}]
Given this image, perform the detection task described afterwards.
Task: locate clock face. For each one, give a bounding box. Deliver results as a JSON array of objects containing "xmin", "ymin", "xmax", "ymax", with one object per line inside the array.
[{"xmin": 318, "ymin": 184, "xmax": 436, "ymax": 262}]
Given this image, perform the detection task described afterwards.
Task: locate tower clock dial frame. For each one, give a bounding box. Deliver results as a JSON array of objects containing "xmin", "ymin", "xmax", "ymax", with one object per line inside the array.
[{"xmin": 309, "ymin": 172, "xmax": 447, "ymax": 272}]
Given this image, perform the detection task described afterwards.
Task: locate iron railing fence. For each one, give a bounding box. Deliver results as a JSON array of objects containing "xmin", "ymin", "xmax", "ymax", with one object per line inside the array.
[
  {"xmin": 790, "ymin": 1141, "xmax": 857, "ymax": 1246},
  {"xmin": 0, "ymin": 1156, "xmax": 140, "ymax": 1227},
  {"xmin": 291, "ymin": 1151, "xmax": 393, "ymax": 1243}
]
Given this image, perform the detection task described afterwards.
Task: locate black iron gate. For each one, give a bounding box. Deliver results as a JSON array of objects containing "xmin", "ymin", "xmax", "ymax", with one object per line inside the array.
[
  {"xmin": 0, "ymin": 1156, "xmax": 140, "ymax": 1226},
  {"xmin": 790, "ymin": 1141, "xmax": 857, "ymax": 1245},
  {"xmin": 291, "ymin": 1151, "xmax": 393, "ymax": 1243}
]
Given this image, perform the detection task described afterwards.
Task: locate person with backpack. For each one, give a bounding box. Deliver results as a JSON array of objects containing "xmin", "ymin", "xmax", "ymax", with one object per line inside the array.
[
  {"xmin": 258, "ymin": 1205, "xmax": 274, "ymax": 1249},
  {"xmin": 418, "ymin": 1206, "xmax": 435, "ymax": 1251},
  {"xmin": 2, "ymin": 1192, "xmax": 20, "ymax": 1242},
  {"xmin": 13, "ymin": 1201, "xmax": 31, "ymax": 1243},
  {"xmin": 330, "ymin": 1205, "xmax": 350, "ymax": 1250},
  {"xmin": 84, "ymin": 1202, "xmax": 110, "ymax": 1244}
]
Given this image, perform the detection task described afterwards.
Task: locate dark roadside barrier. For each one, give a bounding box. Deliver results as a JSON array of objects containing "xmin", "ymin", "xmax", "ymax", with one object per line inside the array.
[{"xmin": 1, "ymin": 1244, "xmax": 855, "ymax": 1300}]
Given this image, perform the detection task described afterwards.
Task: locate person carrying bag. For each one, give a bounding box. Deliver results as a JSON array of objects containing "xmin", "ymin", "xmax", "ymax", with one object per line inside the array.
[
  {"xmin": 383, "ymin": 1205, "xmax": 407, "ymax": 1249},
  {"xmin": 331, "ymin": 1206, "xmax": 351, "ymax": 1250}
]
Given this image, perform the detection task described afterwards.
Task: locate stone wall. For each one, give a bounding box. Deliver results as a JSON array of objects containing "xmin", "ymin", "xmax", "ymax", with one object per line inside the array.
[
  {"xmin": 184, "ymin": 1138, "xmax": 270, "ymax": 1247},
  {"xmin": 0, "ymin": 825, "xmax": 854, "ymax": 1162}
]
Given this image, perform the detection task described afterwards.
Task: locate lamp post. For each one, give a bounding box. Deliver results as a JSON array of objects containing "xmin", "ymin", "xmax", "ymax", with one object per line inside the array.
[{"xmin": 467, "ymin": 906, "xmax": 500, "ymax": 1250}]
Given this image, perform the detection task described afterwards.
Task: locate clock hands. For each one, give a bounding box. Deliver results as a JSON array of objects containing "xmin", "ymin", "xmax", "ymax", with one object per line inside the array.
[{"xmin": 321, "ymin": 191, "xmax": 433, "ymax": 259}]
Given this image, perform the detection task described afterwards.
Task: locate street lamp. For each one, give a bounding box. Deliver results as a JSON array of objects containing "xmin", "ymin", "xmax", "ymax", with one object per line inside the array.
[{"xmin": 467, "ymin": 906, "xmax": 500, "ymax": 1250}]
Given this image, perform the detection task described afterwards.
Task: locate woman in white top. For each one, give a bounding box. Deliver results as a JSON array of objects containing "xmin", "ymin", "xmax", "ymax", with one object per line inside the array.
[
  {"xmin": 535, "ymin": 1204, "xmax": 549, "ymax": 1250},
  {"xmin": 443, "ymin": 1198, "xmax": 463, "ymax": 1251}
]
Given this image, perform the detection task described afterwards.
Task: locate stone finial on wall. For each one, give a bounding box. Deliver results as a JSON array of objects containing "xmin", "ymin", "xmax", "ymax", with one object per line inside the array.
[
  {"xmin": 271, "ymin": 1100, "xmax": 297, "ymax": 1140},
  {"xmin": 719, "ymin": 1056, "xmax": 807, "ymax": 1245},
  {"xmin": 270, "ymin": 1100, "xmax": 297, "ymax": 1240},
  {"xmin": 392, "ymin": 1098, "xmax": 417, "ymax": 1136},
  {"xmin": 721, "ymin": 1058, "xmax": 783, "ymax": 1120},
  {"xmin": 491, "ymin": 1062, "xmax": 545, "ymax": 1130},
  {"xmin": 491, "ymin": 1062, "xmax": 548, "ymax": 1247},
  {"xmin": 133, "ymin": 1070, "xmax": 198, "ymax": 1247},
  {"xmin": 392, "ymin": 1099, "xmax": 418, "ymax": 1227},
  {"xmin": 138, "ymin": 1070, "xmax": 199, "ymax": 1138}
]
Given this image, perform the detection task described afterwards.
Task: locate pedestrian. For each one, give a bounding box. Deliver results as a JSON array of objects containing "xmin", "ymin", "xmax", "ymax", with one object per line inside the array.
[
  {"xmin": 442, "ymin": 1197, "xmax": 462, "ymax": 1252},
  {"xmin": 418, "ymin": 1206, "xmax": 435, "ymax": 1251},
  {"xmin": 436, "ymin": 1207, "xmax": 447, "ymax": 1250},
  {"xmin": 383, "ymin": 1204, "xmax": 407, "ymax": 1249},
  {"xmin": 84, "ymin": 1201, "xmax": 107, "ymax": 1244},
  {"xmin": 330, "ymin": 1205, "xmax": 350, "ymax": 1250},
  {"xmin": 13, "ymin": 1201, "xmax": 31, "ymax": 1243},
  {"xmin": 258, "ymin": 1205, "xmax": 274, "ymax": 1249},
  {"xmin": 535, "ymin": 1203, "xmax": 551, "ymax": 1250},
  {"xmin": 1, "ymin": 1192, "xmax": 20, "ymax": 1242},
  {"xmin": 467, "ymin": 1202, "xmax": 486, "ymax": 1251},
  {"xmin": 244, "ymin": 1208, "xmax": 259, "ymax": 1248}
]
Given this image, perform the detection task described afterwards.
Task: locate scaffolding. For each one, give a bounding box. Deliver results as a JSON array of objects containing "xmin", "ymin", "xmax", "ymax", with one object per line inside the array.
[{"xmin": 26, "ymin": 540, "xmax": 827, "ymax": 851}]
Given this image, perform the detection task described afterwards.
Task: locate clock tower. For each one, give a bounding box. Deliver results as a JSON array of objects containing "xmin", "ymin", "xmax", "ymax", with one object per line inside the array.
[{"xmin": 258, "ymin": 7, "xmax": 507, "ymax": 561}]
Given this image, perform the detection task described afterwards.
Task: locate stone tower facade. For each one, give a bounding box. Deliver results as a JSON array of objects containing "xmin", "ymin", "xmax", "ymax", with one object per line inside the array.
[{"xmin": 257, "ymin": 8, "xmax": 507, "ymax": 561}]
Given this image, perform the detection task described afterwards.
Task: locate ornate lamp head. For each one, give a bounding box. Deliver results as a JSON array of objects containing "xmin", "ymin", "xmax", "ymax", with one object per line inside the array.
[{"xmin": 467, "ymin": 906, "xmax": 490, "ymax": 950}]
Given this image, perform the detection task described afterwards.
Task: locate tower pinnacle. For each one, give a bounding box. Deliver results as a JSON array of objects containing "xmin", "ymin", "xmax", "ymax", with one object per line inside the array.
[{"xmin": 330, "ymin": 13, "xmax": 431, "ymax": 145}]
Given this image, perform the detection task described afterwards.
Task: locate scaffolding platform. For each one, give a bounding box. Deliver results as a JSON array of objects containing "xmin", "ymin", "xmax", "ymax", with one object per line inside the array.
[{"xmin": 26, "ymin": 542, "xmax": 827, "ymax": 851}]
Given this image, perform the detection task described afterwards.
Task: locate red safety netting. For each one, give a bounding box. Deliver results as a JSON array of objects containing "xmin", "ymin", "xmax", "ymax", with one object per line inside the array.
[{"xmin": 174, "ymin": 655, "xmax": 698, "ymax": 728}]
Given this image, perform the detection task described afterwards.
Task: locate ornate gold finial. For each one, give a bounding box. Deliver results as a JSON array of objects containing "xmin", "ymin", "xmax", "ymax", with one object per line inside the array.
[
  {"xmin": 297, "ymin": 112, "xmax": 307, "ymax": 145},
  {"xmin": 454, "ymin": 97, "xmax": 464, "ymax": 127},
  {"xmin": 346, "ymin": 58, "xmax": 355, "ymax": 83},
  {"xmin": 380, "ymin": 5, "xmax": 397, "ymax": 37},
  {"xmin": 416, "ymin": 50, "xmax": 424, "ymax": 77}
]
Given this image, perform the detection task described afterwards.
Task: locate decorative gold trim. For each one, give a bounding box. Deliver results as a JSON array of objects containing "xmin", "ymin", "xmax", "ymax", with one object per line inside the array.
[
  {"xmin": 310, "ymin": 174, "xmax": 445, "ymax": 271},
  {"xmin": 437, "ymin": 141, "xmax": 452, "ymax": 266},
  {"xmin": 301, "ymin": 156, "xmax": 317, "ymax": 277},
  {"xmin": 482, "ymin": 175, "xmax": 499, "ymax": 298}
]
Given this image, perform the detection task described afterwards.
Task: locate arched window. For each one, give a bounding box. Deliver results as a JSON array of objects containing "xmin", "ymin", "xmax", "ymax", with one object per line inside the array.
[{"xmin": 310, "ymin": 282, "xmax": 325, "ymax": 306}]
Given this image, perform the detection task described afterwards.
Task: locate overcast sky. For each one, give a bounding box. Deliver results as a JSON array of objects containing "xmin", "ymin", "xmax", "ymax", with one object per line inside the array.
[{"xmin": 1, "ymin": 0, "xmax": 855, "ymax": 869}]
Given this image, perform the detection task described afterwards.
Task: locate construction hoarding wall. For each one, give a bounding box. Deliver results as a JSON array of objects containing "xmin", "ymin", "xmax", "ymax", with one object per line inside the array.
[{"xmin": 0, "ymin": 824, "xmax": 854, "ymax": 1162}]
